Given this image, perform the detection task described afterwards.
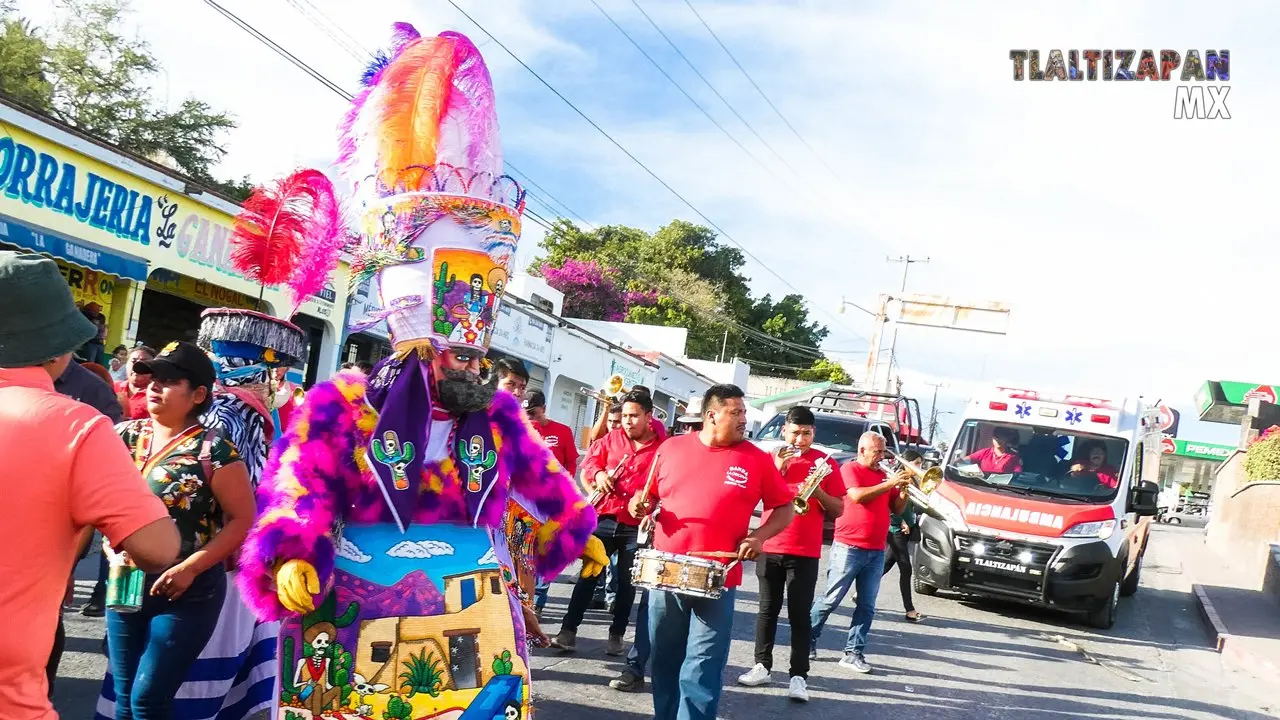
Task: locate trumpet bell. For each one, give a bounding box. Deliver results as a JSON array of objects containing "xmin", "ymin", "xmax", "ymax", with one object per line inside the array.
[
  {"xmin": 919, "ymin": 467, "xmax": 943, "ymax": 494},
  {"xmin": 606, "ymin": 374, "xmax": 626, "ymax": 396}
]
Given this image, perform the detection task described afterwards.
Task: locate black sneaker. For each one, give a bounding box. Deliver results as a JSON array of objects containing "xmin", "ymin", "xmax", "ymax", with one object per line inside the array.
[
  {"xmin": 609, "ymin": 669, "xmax": 645, "ymax": 692},
  {"xmin": 81, "ymin": 601, "xmax": 105, "ymax": 618},
  {"xmin": 591, "ymin": 598, "xmax": 608, "ymax": 610}
]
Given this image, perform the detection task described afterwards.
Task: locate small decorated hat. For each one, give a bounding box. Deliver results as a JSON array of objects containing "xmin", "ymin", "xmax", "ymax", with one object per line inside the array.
[{"xmin": 197, "ymin": 308, "xmax": 306, "ymax": 367}]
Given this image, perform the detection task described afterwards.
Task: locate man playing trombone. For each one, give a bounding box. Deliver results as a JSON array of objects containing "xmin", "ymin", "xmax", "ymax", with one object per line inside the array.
[
  {"xmin": 551, "ymin": 390, "xmax": 662, "ymax": 656},
  {"xmin": 738, "ymin": 406, "xmax": 845, "ymax": 702}
]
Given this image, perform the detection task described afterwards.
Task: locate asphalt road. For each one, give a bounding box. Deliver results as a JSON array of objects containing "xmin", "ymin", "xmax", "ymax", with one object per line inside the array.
[{"xmin": 54, "ymin": 524, "xmax": 1276, "ymax": 719}]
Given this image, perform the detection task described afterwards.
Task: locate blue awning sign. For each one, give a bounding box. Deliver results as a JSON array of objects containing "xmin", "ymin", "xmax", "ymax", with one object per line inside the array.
[{"xmin": 0, "ymin": 212, "xmax": 148, "ymax": 281}]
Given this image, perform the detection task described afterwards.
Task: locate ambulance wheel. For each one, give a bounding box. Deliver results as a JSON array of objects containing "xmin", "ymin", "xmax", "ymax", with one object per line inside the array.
[
  {"xmin": 1085, "ymin": 580, "xmax": 1119, "ymax": 630},
  {"xmin": 913, "ymin": 576, "xmax": 938, "ymax": 596},
  {"xmin": 1120, "ymin": 555, "xmax": 1142, "ymax": 597}
]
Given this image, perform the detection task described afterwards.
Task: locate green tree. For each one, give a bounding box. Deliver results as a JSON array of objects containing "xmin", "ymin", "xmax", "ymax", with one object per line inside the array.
[
  {"xmin": 797, "ymin": 357, "xmax": 852, "ymax": 384},
  {"xmin": 0, "ymin": 0, "xmax": 247, "ymax": 198},
  {"xmin": 0, "ymin": 16, "xmax": 52, "ymax": 109}
]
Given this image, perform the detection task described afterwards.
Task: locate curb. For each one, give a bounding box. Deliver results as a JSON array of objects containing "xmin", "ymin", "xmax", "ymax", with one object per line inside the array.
[
  {"xmin": 1192, "ymin": 583, "xmax": 1228, "ymax": 652},
  {"xmin": 1193, "ymin": 583, "xmax": 1280, "ymax": 686}
]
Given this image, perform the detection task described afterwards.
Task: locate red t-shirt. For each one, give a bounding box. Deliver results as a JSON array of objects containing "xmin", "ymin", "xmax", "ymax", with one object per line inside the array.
[
  {"xmin": 580, "ymin": 428, "xmax": 662, "ymax": 525},
  {"xmin": 533, "ymin": 418, "xmax": 579, "ymax": 476},
  {"xmin": 969, "ymin": 447, "xmax": 1022, "ymax": 473},
  {"xmin": 651, "ymin": 434, "xmax": 792, "ymax": 587},
  {"xmin": 114, "ymin": 380, "xmax": 149, "ymax": 420},
  {"xmin": 833, "ymin": 461, "xmax": 893, "ymax": 551},
  {"xmin": 762, "ymin": 449, "xmax": 844, "ymax": 558}
]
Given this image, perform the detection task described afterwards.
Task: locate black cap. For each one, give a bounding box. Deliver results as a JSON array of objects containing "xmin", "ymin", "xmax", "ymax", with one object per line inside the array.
[
  {"xmin": 134, "ymin": 341, "xmax": 216, "ymax": 390},
  {"xmin": 523, "ymin": 389, "xmax": 547, "ymax": 410}
]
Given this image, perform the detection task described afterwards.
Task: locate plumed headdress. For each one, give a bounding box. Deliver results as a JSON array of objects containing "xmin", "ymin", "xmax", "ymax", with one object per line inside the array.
[{"xmin": 340, "ymin": 25, "xmax": 525, "ymax": 356}]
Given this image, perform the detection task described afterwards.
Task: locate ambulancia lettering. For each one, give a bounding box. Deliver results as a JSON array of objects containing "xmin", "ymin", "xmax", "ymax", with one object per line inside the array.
[{"xmin": 966, "ymin": 502, "xmax": 1064, "ymax": 530}]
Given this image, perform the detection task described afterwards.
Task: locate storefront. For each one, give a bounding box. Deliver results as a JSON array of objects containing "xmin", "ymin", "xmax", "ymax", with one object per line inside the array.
[
  {"xmin": 342, "ymin": 279, "xmax": 393, "ymax": 366},
  {"xmin": 1158, "ymin": 437, "xmax": 1234, "ymax": 495},
  {"xmin": 488, "ymin": 299, "xmax": 556, "ymax": 391},
  {"xmin": 0, "ymin": 99, "xmax": 350, "ymax": 383}
]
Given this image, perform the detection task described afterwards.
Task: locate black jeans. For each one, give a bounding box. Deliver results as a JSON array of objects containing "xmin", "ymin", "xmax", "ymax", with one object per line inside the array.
[
  {"xmin": 560, "ymin": 516, "xmax": 639, "ymax": 637},
  {"xmin": 754, "ymin": 553, "xmax": 820, "ymax": 678},
  {"xmin": 882, "ymin": 532, "xmax": 915, "ymax": 613},
  {"xmin": 46, "ymin": 617, "xmax": 66, "ymax": 698}
]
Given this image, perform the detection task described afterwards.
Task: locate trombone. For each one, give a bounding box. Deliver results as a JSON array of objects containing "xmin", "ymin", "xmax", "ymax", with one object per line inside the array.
[
  {"xmin": 579, "ymin": 373, "xmax": 627, "ymax": 403},
  {"xmin": 881, "ymin": 450, "xmax": 943, "ymax": 513}
]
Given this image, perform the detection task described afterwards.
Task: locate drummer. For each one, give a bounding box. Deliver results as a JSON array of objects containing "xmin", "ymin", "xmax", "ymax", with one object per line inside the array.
[
  {"xmin": 551, "ymin": 390, "xmax": 661, "ymax": 656},
  {"xmin": 630, "ymin": 384, "xmax": 793, "ymax": 720}
]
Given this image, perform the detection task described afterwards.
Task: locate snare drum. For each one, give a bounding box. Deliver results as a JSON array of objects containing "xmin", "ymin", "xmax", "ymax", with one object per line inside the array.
[{"xmin": 631, "ymin": 548, "xmax": 729, "ymax": 599}]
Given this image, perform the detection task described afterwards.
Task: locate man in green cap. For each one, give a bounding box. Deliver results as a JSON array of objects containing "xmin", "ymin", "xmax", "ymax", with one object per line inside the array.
[{"xmin": 0, "ymin": 251, "xmax": 180, "ymax": 720}]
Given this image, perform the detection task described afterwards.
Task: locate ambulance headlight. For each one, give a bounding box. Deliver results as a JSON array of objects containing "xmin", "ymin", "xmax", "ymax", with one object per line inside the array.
[{"xmin": 1062, "ymin": 520, "xmax": 1116, "ymax": 540}]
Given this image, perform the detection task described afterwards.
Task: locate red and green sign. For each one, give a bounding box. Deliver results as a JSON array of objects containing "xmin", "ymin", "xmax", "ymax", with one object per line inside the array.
[
  {"xmin": 1195, "ymin": 380, "xmax": 1278, "ymax": 423},
  {"xmin": 1160, "ymin": 437, "xmax": 1234, "ymax": 461}
]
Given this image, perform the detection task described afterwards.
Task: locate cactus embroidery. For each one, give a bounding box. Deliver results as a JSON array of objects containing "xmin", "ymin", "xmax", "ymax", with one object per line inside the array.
[
  {"xmin": 458, "ymin": 435, "xmax": 497, "ymax": 493},
  {"xmin": 371, "ymin": 430, "xmax": 416, "ymax": 490}
]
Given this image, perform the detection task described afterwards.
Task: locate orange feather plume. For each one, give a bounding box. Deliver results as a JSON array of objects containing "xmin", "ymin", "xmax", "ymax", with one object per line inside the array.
[{"xmin": 372, "ymin": 35, "xmax": 459, "ymax": 190}]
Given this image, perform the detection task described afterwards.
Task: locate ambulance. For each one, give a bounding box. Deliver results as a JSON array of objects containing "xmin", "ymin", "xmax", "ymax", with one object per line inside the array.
[{"xmin": 913, "ymin": 386, "xmax": 1162, "ymax": 629}]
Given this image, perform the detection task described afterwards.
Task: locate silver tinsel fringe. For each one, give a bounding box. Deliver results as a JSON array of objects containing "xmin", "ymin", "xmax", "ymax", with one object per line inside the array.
[{"xmin": 198, "ymin": 311, "xmax": 307, "ymax": 366}]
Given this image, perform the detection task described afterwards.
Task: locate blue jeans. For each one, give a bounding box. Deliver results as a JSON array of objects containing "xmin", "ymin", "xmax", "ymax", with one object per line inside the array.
[
  {"xmin": 649, "ymin": 588, "xmax": 736, "ymax": 720},
  {"xmin": 534, "ymin": 579, "xmax": 549, "ymax": 613},
  {"xmin": 107, "ymin": 565, "xmax": 227, "ymax": 719},
  {"xmin": 809, "ymin": 541, "xmax": 884, "ymax": 656},
  {"xmin": 626, "ymin": 590, "xmax": 650, "ymax": 677},
  {"xmin": 595, "ymin": 551, "xmax": 619, "ymax": 604}
]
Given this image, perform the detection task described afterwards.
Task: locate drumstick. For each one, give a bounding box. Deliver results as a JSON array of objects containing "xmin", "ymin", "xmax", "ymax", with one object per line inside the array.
[{"xmin": 690, "ymin": 551, "xmax": 740, "ymax": 559}]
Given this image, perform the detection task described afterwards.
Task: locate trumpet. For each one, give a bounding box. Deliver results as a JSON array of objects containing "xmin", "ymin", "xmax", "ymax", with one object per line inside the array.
[
  {"xmin": 579, "ymin": 373, "xmax": 628, "ymax": 403},
  {"xmin": 588, "ymin": 453, "xmax": 631, "ymax": 506},
  {"xmin": 792, "ymin": 459, "xmax": 834, "ymax": 515}
]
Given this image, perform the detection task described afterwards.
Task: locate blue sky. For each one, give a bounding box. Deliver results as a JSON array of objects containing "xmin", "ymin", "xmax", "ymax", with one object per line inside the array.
[{"xmin": 17, "ymin": 0, "xmax": 1274, "ymax": 444}]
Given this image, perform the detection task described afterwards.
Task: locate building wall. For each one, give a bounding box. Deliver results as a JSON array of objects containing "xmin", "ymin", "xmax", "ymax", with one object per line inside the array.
[{"xmin": 569, "ymin": 319, "xmax": 690, "ymax": 358}]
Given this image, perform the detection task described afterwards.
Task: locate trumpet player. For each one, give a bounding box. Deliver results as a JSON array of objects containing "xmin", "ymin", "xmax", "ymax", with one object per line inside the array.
[
  {"xmin": 882, "ymin": 450, "xmax": 924, "ymax": 623},
  {"xmin": 738, "ymin": 407, "xmax": 844, "ymax": 702},
  {"xmin": 808, "ymin": 431, "xmax": 910, "ymax": 675},
  {"xmin": 551, "ymin": 390, "xmax": 661, "ymax": 657}
]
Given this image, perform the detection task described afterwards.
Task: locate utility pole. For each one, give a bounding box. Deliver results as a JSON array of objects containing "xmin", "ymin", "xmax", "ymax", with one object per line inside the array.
[
  {"xmin": 925, "ymin": 381, "xmax": 945, "ymax": 439},
  {"xmin": 884, "ymin": 255, "xmax": 930, "ymax": 391}
]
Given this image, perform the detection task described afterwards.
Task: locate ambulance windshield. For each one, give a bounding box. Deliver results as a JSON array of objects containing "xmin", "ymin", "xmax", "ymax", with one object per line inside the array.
[{"xmin": 944, "ymin": 420, "xmax": 1129, "ymax": 502}]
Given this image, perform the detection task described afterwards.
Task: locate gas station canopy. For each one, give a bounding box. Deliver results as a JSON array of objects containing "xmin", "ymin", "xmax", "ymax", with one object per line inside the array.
[{"xmin": 1194, "ymin": 380, "xmax": 1278, "ymax": 424}]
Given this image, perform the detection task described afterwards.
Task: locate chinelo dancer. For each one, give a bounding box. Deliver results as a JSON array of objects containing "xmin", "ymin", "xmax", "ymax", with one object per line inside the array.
[
  {"xmin": 95, "ymin": 169, "xmax": 346, "ymax": 720},
  {"xmin": 237, "ymin": 25, "xmax": 603, "ymax": 720}
]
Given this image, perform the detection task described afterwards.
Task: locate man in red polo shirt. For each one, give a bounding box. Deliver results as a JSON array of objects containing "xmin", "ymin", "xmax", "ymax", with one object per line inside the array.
[
  {"xmin": 630, "ymin": 384, "xmax": 793, "ymax": 720},
  {"xmin": 523, "ymin": 389, "xmax": 578, "ymax": 476},
  {"xmin": 551, "ymin": 390, "xmax": 661, "ymax": 656},
  {"xmin": 808, "ymin": 431, "xmax": 909, "ymax": 674},
  {"xmin": 737, "ymin": 406, "xmax": 845, "ymax": 702}
]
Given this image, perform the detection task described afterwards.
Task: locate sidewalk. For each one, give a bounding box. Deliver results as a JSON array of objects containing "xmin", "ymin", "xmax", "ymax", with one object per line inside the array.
[{"xmin": 1167, "ymin": 524, "xmax": 1280, "ymax": 685}]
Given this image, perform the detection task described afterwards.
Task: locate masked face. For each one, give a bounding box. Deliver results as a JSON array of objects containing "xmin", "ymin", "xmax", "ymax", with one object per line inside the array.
[{"xmin": 433, "ymin": 348, "xmax": 494, "ymax": 413}]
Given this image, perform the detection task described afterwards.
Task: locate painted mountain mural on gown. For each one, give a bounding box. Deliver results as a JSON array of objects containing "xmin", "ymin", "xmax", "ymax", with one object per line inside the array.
[{"xmin": 329, "ymin": 569, "xmax": 447, "ymax": 652}]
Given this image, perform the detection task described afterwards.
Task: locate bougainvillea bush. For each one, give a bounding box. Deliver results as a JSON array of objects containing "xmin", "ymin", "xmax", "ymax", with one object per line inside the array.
[
  {"xmin": 1244, "ymin": 425, "xmax": 1280, "ymax": 482},
  {"xmin": 540, "ymin": 259, "xmax": 655, "ymax": 321}
]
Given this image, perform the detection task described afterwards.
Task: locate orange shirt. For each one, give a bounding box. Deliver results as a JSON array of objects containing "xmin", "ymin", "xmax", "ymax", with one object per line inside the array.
[{"xmin": 0, "ymin": 367, "xmax": 170, "ymax": 720}]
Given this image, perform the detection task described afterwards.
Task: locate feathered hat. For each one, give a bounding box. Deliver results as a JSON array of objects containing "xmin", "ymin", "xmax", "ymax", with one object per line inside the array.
[
  {"xmin": 197, "ymin": 169, "xmax": 344, "ymax": 372},
  {"xmin": 339, "ymin": 25, "xmax": 525, "ymax": 356}
]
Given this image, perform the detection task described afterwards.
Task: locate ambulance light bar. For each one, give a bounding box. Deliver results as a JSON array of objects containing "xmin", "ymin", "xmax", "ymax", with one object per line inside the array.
[{"xmin": 994, "ymin": 387, "xmax": 1117, "ymax": 410}]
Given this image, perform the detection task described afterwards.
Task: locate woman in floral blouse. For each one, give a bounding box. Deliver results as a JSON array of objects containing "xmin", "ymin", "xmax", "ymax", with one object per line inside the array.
[{"xmin": 105, "ymin": 341, "xmax": 256, "ymax": 720}]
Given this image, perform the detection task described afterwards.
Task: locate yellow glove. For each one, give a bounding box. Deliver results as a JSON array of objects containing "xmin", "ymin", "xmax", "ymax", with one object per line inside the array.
[
  {"xmin": 579, "ymin": 536, "xmax": 608, "ymax": 579},
  {"xmin": 276, "ymin": 559, "xmax": 320, "ymax": 614}
]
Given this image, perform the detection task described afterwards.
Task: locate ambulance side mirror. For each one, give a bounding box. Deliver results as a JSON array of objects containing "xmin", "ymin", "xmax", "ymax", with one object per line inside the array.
[{"xmin": 1130, "ymin": 480, "xmax": 1160, "ymax": 516}]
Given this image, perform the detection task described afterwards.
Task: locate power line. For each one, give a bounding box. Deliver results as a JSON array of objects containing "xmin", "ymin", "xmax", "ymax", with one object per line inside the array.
[
  {"xmin": 285, "ymin": 0, "xmax": 368, "ymax": 64},
  {"xmin": 503, "ymin": 162, "xmax": 595, "ymax": 230},
  {"xmin": 294, "ymin": 0, "xmax": 375, "ymax": 58},
  {"xmin": 681, "ymin": 0, "xmax": 847, "ymax": 187},
  {"xmin": 628, "ymin": 0, "xmax": 806, "ymax": 184},
  {"xmin": 445, "ymin": 0, "xmax": 873, "ymax": 347},
  {"xmin": 588, "ymin": 0, "xmax": 781, "ymax": 186}
]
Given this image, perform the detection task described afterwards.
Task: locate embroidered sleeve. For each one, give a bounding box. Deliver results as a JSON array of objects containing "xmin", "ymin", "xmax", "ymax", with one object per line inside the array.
[
  {"xmin": 236, "ymin": 376, "xmax": 367, "ymax": 621},
  {"xmin": 488, "ymin": 391, "xmax": 597, "ymax": 581}
]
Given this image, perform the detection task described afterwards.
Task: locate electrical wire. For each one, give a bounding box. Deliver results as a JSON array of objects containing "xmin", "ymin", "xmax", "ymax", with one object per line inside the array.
[
  {"xmin": 681, "ymin": 0, "xmax": 848, "ymax": 187},
  {"xmin": 444, "ymin": 0, "xmax": 874, "ymax": 346},
  {"xmin": 285, "ymin": 0, "xmax": 368, "ymax": 64},
  {"xmin": 504, "ymin": 162, "xmax": 595, "ymax": 230}
]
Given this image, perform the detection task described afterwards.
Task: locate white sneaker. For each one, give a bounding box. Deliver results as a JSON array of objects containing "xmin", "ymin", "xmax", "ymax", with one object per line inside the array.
[
  {"xmin": 788, "ymin": 676, "xmax": 809, "ymax": 702},
  {"xmin": 737, "ymin": 663, "xmax": 771, "ymax": 687}
]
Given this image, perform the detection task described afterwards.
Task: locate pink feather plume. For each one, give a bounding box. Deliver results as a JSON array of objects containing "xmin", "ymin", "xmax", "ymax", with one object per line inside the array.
[{"xmin": 229, "ymin": 169, "xmax": 342, "ymax": 315}]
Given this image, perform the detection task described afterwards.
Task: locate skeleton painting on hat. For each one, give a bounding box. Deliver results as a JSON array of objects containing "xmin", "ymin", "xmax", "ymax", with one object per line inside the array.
[{"xmin": 238, "ymin": 25, "xmax": 599, "ymax": 720}]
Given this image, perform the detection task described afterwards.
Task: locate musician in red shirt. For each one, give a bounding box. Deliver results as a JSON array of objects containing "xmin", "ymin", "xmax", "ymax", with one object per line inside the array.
[
  {"xmin": 808, "ymin": 431, "xmax": 909, "ymax": 675},
  {"xmin": 113, "ymin": 345, "xmax": 155, "ymax": 420},
  {"xmin": 630, "ymin": 384, "xmax": 793, "ymax": 720},
  {"xmin": 737, "ymin": 406, "xmax": 844, "ymax": 702},
  {"xmin": 551, "ymin": 390, "xmax": 661, "ymax": 656},
  {"xmin": 523, "ymin": 389, "xmax": 579, "ymax": 476}
]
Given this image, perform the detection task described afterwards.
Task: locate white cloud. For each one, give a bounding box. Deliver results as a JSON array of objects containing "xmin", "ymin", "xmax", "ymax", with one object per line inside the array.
[
  {"xmin": 386, "ymin": 540, "xmax": 456, "ymax": 559},
  {"xmin": 477, "ymin": 548, "xmax": 498, "ymax": 566},
  {"xmin": 336, "ymin": 537, "xmax": 372, "ymax": 564}
]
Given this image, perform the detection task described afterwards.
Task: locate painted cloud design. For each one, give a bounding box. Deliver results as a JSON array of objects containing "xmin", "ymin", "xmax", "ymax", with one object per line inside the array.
[
  {"xmin": 336, "ymin": 537, "xmax": 371, "ymax": 564},
  {"xmin": 386, "ymin": 540, "xmax": 456, "ymax": 559},
  {"xmin": 477, "ymin": 548, "xmax": 498, "ymax": 565}
]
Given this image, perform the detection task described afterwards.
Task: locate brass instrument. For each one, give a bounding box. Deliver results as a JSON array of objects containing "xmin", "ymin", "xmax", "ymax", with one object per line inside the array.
[
  {"xmin": 881, "ymin": 451, "xmax": 943, "ymax": 513},
  {"xmin": 579, "ymin": 373, "xmax": 628, "ymax": 403},
  {"xmin": 588, "ymin": 453, "xmax": 631, "ymax": 506},
  {"xmin": 792, "ymin": 459, "xmax": 833, "ymax": 515}
]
